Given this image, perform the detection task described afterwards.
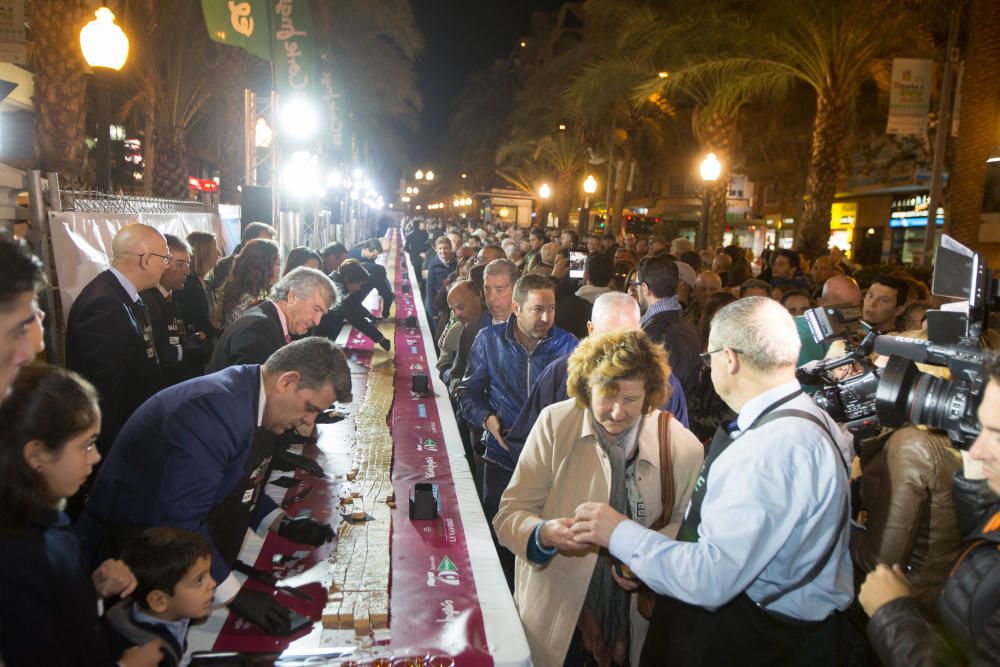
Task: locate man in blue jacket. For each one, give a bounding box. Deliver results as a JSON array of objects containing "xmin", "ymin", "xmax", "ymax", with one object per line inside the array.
[
  {"xmin": 456, "ymin": 272, "xmax": 578, "ymax": 589},
  {"xmin": 423, "ymin": 235, "xmax": 456, "ymax": 328},
  {"xmin": 76, "ymin": 338, "xmax": 352, "ymax": 635}
]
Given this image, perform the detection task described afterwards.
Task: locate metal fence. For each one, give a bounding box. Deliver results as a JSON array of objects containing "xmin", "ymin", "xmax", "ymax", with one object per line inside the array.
[{"xmin": 58, "ymin": 188, "xmax": 209, "ymax": 214}]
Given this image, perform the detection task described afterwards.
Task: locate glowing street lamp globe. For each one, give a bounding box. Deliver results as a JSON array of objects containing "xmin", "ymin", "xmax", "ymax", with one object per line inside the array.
[
  {"xmin": 539, "ymin": 183, "xmax": 552, "ymax": 199},
  {"xmin": 700, "ymin": 153, "xmax": 722, "ymax": 182},
  {"xmin": 80, "ymin": 8, "xmax": 129, "ymax": 70},
  {"xmin": 583, "ymin": 175, "xmax": 597, "ymax": 194}
]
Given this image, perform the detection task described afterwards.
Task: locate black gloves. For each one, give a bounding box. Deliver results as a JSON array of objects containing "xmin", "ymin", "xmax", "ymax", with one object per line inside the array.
[
  {"xmin": 278, "ymin": 516, "xmax": 335, "ymax": 546},
  {"xmin": 228, "ymin": 588, "xmax": 291, "ymax": 634},
  {"xmin": 378, "ymin": 337, "xmax": 391, "ymax": 351},
  {"xmin": 271, "ymin": 449, "xmax": 324, "ymax": 477}
]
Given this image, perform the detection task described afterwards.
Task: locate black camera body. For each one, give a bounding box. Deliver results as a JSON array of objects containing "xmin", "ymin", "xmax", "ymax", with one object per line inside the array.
[{"xmin": 796, "ymin": 304, "xmax": 882, "ymax": 434}]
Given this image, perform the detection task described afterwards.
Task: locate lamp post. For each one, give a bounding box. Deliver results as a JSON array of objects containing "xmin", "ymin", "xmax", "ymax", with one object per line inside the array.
[
  {"xmin": 581, "ymin": 174, "xmax": 597, "ymax": 233},
  {"xmin": 698, "ymin": 152, "xmax": 722, "ymax": 251},
  {"xmin": 80, "ymin": 7, "xmax": 129, "ymax": 192},
  {"xmin": 538, "ymin": 182, "xmax": 552, "ymax": 226}
]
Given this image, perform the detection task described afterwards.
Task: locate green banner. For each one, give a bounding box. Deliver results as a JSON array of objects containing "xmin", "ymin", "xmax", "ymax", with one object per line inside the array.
[
  {"xmin": 200, "ymin": 0, "xmax": 272, "ymax": 61},
  {"xmin": 271, "ymin": 0, "xmax": 315, "ymax": 95}
]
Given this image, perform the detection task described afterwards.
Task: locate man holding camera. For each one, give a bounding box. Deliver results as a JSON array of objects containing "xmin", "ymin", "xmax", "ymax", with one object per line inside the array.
[
  {"xmin": 572, "ymin": 297, "xmax": 853, "ymax": 665},
  {"xmin": 859, "ymin": 358, "xmax": 1000, "ymax": 665}
]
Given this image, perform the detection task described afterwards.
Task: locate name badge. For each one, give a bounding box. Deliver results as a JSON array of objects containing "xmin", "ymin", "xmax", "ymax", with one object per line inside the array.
[
  {"xmin": 169, "ymin": 336, "xmax": 180, "ymax": 345},
  {"xmin": 241, "ymin": 489, "xmax": 254, "ymax": 504}
]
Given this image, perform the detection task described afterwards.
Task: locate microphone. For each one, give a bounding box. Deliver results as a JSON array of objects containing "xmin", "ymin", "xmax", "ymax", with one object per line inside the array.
[{"xmin": 873, "ymin": 335, "xmax": 930, "ymax": 363}]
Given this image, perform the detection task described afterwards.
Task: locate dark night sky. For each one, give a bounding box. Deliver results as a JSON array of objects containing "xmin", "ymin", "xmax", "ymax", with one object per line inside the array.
[{"xmin": 409, "ymin": 0, "xmax": 567, "ymax": 168}]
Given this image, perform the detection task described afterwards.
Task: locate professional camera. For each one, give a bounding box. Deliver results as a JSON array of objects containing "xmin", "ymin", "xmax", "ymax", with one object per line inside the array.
[
  {"xmin": 796, "ymin": 304, "xmax": 882, "ymax": 434},
  {"xmin": 872, "ymin": 235, "xmax": 998, "ymax": 448}
]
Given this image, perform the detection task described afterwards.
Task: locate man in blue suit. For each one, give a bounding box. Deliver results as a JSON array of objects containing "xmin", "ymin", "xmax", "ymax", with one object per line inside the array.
[{"xmin": 76, "ymin": 338, "xmax": 352, "ymax": 634}]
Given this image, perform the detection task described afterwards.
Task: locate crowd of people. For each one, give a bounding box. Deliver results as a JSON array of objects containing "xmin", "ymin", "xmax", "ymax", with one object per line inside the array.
[{"xmin": 0, "ymin": 212, "xmax": 996, "ymax": 665}]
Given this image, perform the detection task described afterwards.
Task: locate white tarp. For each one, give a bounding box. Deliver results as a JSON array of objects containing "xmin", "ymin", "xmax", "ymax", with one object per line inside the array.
[{"xmin": 48, "ymin": 210, "xmax": 225, "ymax": 323}]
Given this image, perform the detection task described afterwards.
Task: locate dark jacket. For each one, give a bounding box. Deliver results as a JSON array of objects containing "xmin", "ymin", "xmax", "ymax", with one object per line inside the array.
[
  {"xmin": 208, "ymin": 247, "xmax": 239, "ymax": 293},
  {"xmin": 641, "ymin": 308, "xmax": 701, "ymax": 396},
  {"xmin": 503, "ymin": 354, "xmax": 690, "ymax": 462},
  {"xmin": 66, "ymin": 269, "xmax": 162, "ymax": 456},
  {"xmin": 555, "ymin": 292, "xmax": 592, "ymax": 340},
  {"xmin": 423, "ymin": 254, "xmax": 456, "ymax": 320},
  {"xmin": 444, "ymin": 311, "xmax": 492, "ymax": 392},
  {"xmin": 315, "ymin": 271, "xmax": 385, "ymax": 344},
  {"xmin": 348, "ymin": 245, "xmax": 394, "ymax": 317},
  {"xmin": 102, "ymin": 600, "xmax": 184, "ymax": 667},
  {"xmin": 851, "ymin": 427, "xmax": 963, "ymax": 604},
  {"xmin": 207, "ymin": 300, "xmax": 284, "ymax": 372},
  {"xmin": 867, "ymin": 487, "xmax": 1000, "ymax": 667},
  {"xmin": 0, "ymin": 506, "xmax": 114, "ymax": 665},
  {"xmin": 174, "ymin": 273, "xmax": 219, "ymax": 342},
  {"xmin": 141, "ymin": 287, "xmax": 208, "ymax": 386},
  {"xmin": 75, "ymin": 365, "xmax": 279, "ymax": 587},
  {"xmin": 456, "ymin": 316, "xmax": 578, "ymax": 470}
]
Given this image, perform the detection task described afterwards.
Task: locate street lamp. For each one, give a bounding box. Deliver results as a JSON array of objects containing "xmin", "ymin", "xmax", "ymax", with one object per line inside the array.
[
  {"xmin": 425, "ymin": 170, "xmax": 435, "ymax": 181},
  {"xmin": 581, "ymin": 175, "xmax": 597, "ymax": 232},
  {"xmin": 698, "ymin": 152, "xmax": 722, "ymax": 251},
  {"xmin": 80, "ymin": 7, "xmax": 129, "ymax": 192},
  {"xmin": 415, "ymin": 170, "xmax": 424, "ymax": 181},
  {"xmin": 539, "ymin": 183, "xmax": 552, "ymax": 199}
]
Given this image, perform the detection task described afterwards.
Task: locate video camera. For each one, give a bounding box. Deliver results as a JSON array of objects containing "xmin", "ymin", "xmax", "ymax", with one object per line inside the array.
[
  {"xmin": 798, "ymin": 235, "xmax": 997, "ymax": 447},
  {"xmin": 874, "ymin": 236, "xmax": 997, "ymax": 447},
  {"xmin": 795, "ymin": 304, "xmax": 882, "ymax": 434}
]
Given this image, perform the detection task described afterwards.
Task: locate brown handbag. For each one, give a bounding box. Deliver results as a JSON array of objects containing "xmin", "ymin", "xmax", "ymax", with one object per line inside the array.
[{"xmin": 636, "ymin": 410, "xmax": 674, "ymax": 620}]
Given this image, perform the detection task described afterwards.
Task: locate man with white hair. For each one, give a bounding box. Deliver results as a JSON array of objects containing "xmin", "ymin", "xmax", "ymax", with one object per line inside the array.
[
  {"xmin": 572, "ymin": 297, "xmax": 852, "ymax": 666},
  {"xmin": 503, "ymin": 292, "xmax": 689, "ymax": 461}
]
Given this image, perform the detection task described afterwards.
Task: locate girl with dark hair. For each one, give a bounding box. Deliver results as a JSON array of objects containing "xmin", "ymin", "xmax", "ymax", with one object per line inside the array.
[
  {"xmin": 0, "ymin": 364, "xmax": 162, "ymax": 666},
  {"xmin": 217, "ymin": 238, "xmax": 281, "ymax": 329},
  {"xmin": 282, "ymin": 246, "xmax": 322, "ymax": 276}
]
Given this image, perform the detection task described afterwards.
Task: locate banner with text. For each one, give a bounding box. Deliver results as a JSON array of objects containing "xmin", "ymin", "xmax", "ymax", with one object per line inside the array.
[{"xmin": 887, "ymin": 58, "xmax": 933, "ymax": 135}]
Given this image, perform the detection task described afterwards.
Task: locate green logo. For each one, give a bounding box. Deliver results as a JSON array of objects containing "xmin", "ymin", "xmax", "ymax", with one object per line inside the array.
[{"xmin": 437, "ymin": 556, "xmax": 458, "ymax": 572}]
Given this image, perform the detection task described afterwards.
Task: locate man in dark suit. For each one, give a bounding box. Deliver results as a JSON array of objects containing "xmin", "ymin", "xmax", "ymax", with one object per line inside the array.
[
  {"xmin": 348, "ymin": 238, "xmax": 394, "ymax": 318},
  {"xmin": 635, "ymin": 255, "xmax": 701, "ymax": 395},
  {"xmin": 208, "ymin": 267, "xmax": 335, "ymax": 372},
  {"xmin": 142, "ymin": 234, "xmax": 211, "ymax": 385},
  {"xmin": 76, "ymin": 338, "xmax": 352, "ymax": 634},
  {"xmin": 66, "ymin": 223, "xmax": 167, "ymax": 457}
]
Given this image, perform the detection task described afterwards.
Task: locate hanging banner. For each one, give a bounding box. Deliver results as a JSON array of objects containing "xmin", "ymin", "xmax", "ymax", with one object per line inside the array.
[
  {"xmin": 887, "ymin": 58, "xmax": 933, "ymax": 135},
  {"xmin": 202, "ymin": 0, "xmax": 315, "ymax": 96},
  {"xmin": 271, "ymin": 0, "xmax": 315, "ymax": 96},
  {"xmin": 201, "ymin": 0, "xmax": 273, "ymax": 61}
]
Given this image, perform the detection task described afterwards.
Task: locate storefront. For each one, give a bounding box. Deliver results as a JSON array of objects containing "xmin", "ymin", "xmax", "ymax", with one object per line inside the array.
[{"xmin": 887, "ymin": 193, "xmax": 943, "ymax": 264}]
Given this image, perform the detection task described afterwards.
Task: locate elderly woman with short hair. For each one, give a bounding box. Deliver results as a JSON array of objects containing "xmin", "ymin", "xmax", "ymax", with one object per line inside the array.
[{"xmin": 494, "ymin": 330, "xmax": 704, "ymax": 667}]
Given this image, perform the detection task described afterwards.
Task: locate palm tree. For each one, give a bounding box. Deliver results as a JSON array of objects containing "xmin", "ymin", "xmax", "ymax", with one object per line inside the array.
[
  {"xmin": 639, "ymin": 0, "xmax": 927, "ymax": 257},
  {"xmin": 946, "ymin": 0, "xmax": 1000, "ymax": 248},
  {"xmin": 29, "ymin": 0, "xmax": 91, "ymax": 185}
]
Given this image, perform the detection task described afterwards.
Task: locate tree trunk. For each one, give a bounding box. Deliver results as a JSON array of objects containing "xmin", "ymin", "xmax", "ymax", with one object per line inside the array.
[
  {"xmin": 797, "ymin": 93, "xmax": 850, "ymax": 259},
  {"xmin": 217, "ymin": 51, "xmax": 247, "ymax": 204},
  {"xmin": 947, "ymin": 0, "xmax": 1000, "ymax": 248},
  {"xmin": 555, "ymin": 170, "xmax": 573, "ymax": 229},
  {"xmin": 611, "ymin": 143, "xmax": 633, "ymax": 237},
  {"xmin": 30, "ymin": 0, "xmax": 90, "ymax": 185},
  {"xmin": 154, "ymin": 133, "xmax": 189, "ymax": 199},
  {"xmin": 694, "ymin": 108, "xmax": 737, "ymax": 249}
]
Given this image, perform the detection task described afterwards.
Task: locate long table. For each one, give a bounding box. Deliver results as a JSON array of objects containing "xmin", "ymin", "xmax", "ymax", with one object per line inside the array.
[{"xmin": 185, "ymin": 230, "xmax": 530, "ymax": 665}]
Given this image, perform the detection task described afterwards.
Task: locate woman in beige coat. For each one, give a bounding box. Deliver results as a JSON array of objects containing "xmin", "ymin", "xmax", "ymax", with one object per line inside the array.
[{"xmin": 494, "ymin": 331, "xmax": 703, "ymax": 667}]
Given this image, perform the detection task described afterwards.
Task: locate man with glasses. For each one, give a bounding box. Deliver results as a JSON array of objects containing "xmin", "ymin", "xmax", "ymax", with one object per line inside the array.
[
  {"xmin": 67, "ymin": 223, "xmax": 169, "ymax": 458},
  {"xmin": 572, "ymin": 297, "xmax": 853, "ymax": 666},
  {"xmin": 141, "ymin": 234, "xmax": 211, "ymax": 386}
]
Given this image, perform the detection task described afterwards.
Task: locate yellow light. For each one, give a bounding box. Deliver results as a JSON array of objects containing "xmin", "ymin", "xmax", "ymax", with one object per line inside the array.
[
  {"xmin": 558, "ymin": 123, "xmax": 567, "ymax": 131},
  {"xmin": 658, "ymin": 71, "xmax": 669, "ymax": 79},
  {"xmin": 426, "ymin": 170, "xmax": 435, "ymax": 181},
  {"xmin": 80, "ymin": 8, "xmax": 129, "ymax": 70},
  {"xmin": 461, "ymin": 173, "xmax": 468, "ymax": 179},
  {"xmin": 583, "ymin": 175, "xmax": 597, "ymax": 194},
  {"xmin": 499, "ymin": 207, "xmax": 510, "ymax": 217},
  {"xmin": 453, "ymin": 199, "xmax": 460, "ymax": 207},
  {"xmin": 416, "ymin": 205, "xmax": 422, "ymax": 210},
  {"xmin": 401, "ymin": 196, "xmax": 411, "ymax": 203},
  {"xmin": 700, "ymin": 153, "xmax": 722, "ymax": 182},
  {"xmin": 415, "ymin": 170, "xmax": 424, "ymax": 180},
  {"xmin": 539, "ymin": 183, "xmax": 552, "ymax": 199},
  {"xmin": 520, "ymin": 41, "xmax": 527, "ymax": 48},
  {"xmin": 413, "ymin": 186, "xmax": 419, "ymax": 195}
]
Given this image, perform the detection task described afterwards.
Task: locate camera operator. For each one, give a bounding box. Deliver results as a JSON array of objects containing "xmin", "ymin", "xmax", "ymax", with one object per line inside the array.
[{"xmin": 859, "ymin": 357, "xmax": 1000, "ymax": 665}]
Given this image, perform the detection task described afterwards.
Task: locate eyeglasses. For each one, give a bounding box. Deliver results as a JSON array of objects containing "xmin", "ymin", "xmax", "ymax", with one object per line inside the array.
[
  {"xmin": 700, "ymin": 347, "xmax": 742, "ymax": 366},
  {"xmin": 137, "ymin": 252, "xmax": 172, "ymax": 266},
  {"xmin": 629, "ymin": 279, "xmax": 644, "ymax": 289},
  {"xmin": 172, "ymin": 258, "xmax": 191, "ymax": 268}
]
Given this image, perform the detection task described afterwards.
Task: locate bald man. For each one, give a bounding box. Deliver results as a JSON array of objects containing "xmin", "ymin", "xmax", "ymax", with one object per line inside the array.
[
  {"xmin": 794, "ymin": 275, "xmax": 863, "ymax": 369},
  {"xmin": 503, "ymin": 291, "xmax": 689, "ymax": 461},
  {"xmin": 67, "ymin": 223, "xmax": 169, "ymax": 458}
]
